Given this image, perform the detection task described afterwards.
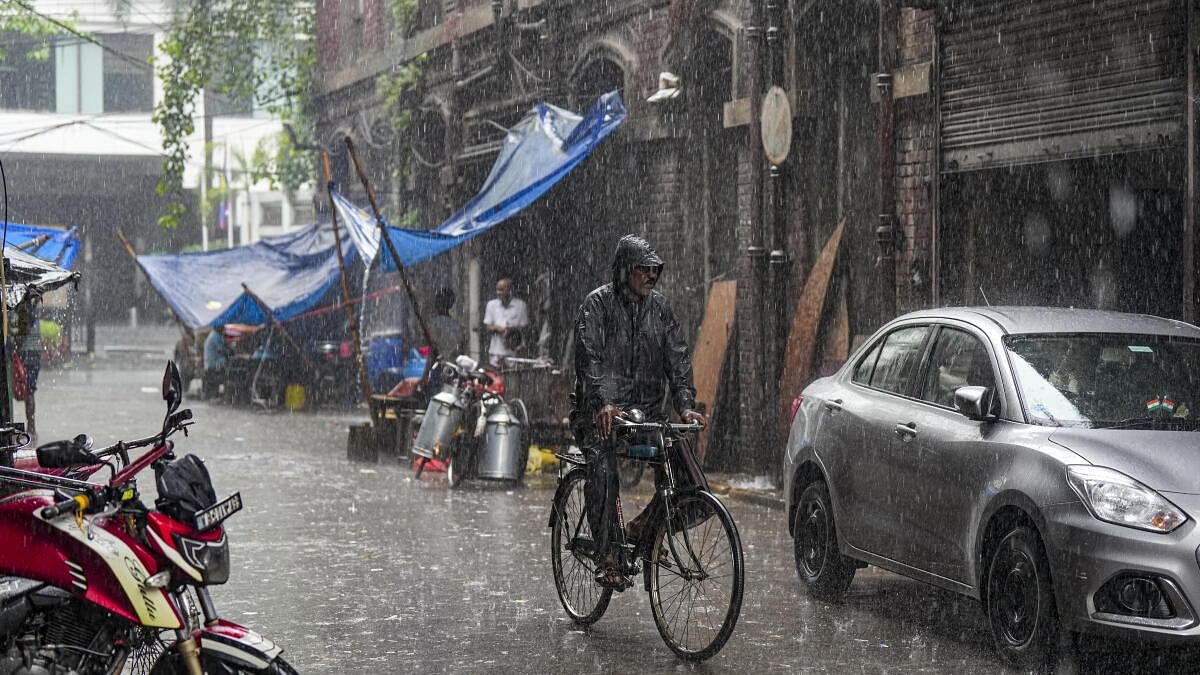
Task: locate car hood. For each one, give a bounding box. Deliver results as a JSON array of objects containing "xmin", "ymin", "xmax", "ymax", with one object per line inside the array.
[{"xmin": 1049, "ymin": 429, "xmax": 1200, "ymax": 495}]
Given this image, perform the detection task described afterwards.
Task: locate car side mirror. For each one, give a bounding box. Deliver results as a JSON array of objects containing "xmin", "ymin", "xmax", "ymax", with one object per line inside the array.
[{"xmin": 954, "ymin": 385, "xmax": 999, "ymax": 421}]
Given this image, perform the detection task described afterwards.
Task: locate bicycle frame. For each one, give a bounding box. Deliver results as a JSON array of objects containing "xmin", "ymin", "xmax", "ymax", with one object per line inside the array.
[
  {"xmin": 549, "ymin": 415, "xmax": 743, "ymax": 662},
  {"xmin": 553, "ymin": 419, "xmax": 707, "ymax": 590}
]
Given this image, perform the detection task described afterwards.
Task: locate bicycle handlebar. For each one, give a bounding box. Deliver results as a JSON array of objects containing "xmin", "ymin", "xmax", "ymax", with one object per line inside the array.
[{"xmin": 613, "ymin": 418, "xmax": 705, "ymax": 433}]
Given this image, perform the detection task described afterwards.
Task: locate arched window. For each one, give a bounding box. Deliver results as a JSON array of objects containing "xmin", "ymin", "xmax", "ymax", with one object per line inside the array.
[{"xmin": 572, "ymin": 56, "xmax": 625, "ymax": 109}]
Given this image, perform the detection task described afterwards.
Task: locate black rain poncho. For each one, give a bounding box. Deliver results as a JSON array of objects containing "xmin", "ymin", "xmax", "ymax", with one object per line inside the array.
[{"xmin": 570, "ymin": 234, "xmax": 696, "ymax": 427}]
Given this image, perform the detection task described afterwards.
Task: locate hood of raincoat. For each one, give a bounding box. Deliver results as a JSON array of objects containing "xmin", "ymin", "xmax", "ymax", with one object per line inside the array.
[{"xmin": 610, "ymin": 234, "xmax": 664, "ymax": 290}]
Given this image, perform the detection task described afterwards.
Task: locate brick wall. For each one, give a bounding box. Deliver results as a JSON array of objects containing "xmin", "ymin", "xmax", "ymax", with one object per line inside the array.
[
  {"xmin": 313, "ymin": 0, "xmax": 775, "ymax": 470},
  {"xmin": 316, "ymin": 0, "xmax": 339, "ymax": 70},
  {"xmin": 364, "ymin": 0, "xmax": 388, "ymax": 52},
  {"xmin": 894, "ymin": 8, "xmax": 936, "ymax": 312}
]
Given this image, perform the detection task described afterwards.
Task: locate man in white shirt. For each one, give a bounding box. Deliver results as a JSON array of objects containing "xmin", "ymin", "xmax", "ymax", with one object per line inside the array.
[{"xmin": 483, "ymin": 278, "xmax": 529, "ymax": 367}]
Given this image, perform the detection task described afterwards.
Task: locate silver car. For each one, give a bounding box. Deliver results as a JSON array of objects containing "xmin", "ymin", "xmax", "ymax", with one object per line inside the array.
[{"xmin": 783, "ymin": 306, "xmax": 1200, "ymax": 669}]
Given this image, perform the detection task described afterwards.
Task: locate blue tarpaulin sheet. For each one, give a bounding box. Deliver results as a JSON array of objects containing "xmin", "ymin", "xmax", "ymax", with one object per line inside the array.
[
  {"xmin": 137, "ymin": 223, "xmax": 354, "ymax": 329},
  {"xmin": 334, "ymin": 91, "xmax": 626, "ymax": 272},
  {"xmin": 139, "ymin": 92, "xmax": 626, "ymax": 329},
  {"xmin": 0, "ymin": 223, "xmax": 81, "ymax": 269}
]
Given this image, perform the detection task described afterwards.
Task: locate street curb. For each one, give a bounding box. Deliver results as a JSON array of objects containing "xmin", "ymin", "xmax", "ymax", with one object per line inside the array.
[{"xmin": 708, "ymin": 481, "xmax": 785, "ymax": 511}]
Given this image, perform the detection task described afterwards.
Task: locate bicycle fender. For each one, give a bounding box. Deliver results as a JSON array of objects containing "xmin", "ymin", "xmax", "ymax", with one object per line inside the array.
[
  {"xmin": 198, "ymin": 618, "xmax": 283, "ymax": 670},
  {"xmin": 548, "ymin": 468, "xmax": 587, "ymax": 528}
]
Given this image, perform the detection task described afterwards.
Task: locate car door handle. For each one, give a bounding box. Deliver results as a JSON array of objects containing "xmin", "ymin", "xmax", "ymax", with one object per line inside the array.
[
  {"xmin": 894, "ymin": 422, "xmax": 918, "ymax": 438},
  {"xmin": 824, "ymin": 399, "xmax": 844, "ymax": 412}
]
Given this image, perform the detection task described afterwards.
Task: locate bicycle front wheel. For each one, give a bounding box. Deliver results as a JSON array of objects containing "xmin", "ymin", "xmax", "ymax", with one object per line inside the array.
[
  {"xmin": 648, "ymin": 490, "xmax": 744, "ymax": 661},
  {"xmin": 550, "ymin": 469, "xmax": 612, "ymax": 625}
]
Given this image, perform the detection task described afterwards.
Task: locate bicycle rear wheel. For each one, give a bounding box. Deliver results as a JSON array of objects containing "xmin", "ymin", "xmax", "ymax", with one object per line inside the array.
[
  {"xmin": 647, "ymin": 490, "xmax": 744, "ymax": 661},
  {"xmin": 550, "ymin": 469, "xmax": 612, "ymax": 625}
]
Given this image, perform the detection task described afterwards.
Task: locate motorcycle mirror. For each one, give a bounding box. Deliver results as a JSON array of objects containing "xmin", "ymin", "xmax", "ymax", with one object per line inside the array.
[
  {"xmin": 36, "ymin": 440, "xmax": 95, "ymax": 469},
  {"xmin": 162, "ymin": 361, "xmax": 183, "ymax": 415}
]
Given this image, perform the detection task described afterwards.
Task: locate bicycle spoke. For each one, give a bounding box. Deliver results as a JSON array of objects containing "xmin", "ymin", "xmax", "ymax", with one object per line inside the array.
[
  {"xmin": 648, "ymin": 494, "xmax": 743, "ymax": 660},
  {"xmin": 552, "ymin": 472, "xmax": 611, "ymax": 626}
]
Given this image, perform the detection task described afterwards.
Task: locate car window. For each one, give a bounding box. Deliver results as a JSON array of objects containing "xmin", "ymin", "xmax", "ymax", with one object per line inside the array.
[
  {"xmin": 921, "ymin": 328, "xmax": 996, "ymax": 407},
  {"xmin": 1006, "ymin": 333, "xmax": 1200, "ymax": 428},
  {"xmin": 851, "ymin": 342, "xmax": 882, "ymax": 384},
  {"xmin": 868, "ymin": 326, "xmax": 931, "ymax": 395}
]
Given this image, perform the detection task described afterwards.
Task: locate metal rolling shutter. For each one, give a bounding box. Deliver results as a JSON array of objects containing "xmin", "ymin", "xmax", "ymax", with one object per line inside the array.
[{"xmin": 940, "ymin": 0, "xmax": 1185, "ymax": 172}]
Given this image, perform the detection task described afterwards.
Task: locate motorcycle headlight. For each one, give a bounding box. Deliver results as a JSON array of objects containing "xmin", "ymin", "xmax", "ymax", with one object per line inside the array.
[
  {"xmin": 173, "ymin": 532, "xmax": 231, "ymax": 584},
  {"xmin": 1066, "ymin": 465, "xmax": 1188, "ymax": 533}
]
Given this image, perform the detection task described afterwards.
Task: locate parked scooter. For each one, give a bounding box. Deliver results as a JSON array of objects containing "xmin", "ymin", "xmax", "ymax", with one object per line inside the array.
[
  {"xmin": 0, "ymin": 362, "xmax": 295, "ymax": 675},
  {"xmin": 411, "ymin": 356, "xmax": 528, "ymax": 487},
  {"xmin": 309, "ymin": 339, "xmax": 359, "ymax": 408}
]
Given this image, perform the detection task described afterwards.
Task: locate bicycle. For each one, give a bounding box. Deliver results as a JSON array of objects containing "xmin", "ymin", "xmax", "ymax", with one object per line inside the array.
[{"xmin": 548, "ymin": 412, "xmax": 745, "ymax": 661}]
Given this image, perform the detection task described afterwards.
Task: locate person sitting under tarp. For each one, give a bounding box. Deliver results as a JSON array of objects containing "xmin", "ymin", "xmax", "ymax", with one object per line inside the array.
[{"xmin": 202, "ymin": 325, "xmax": 229, "ymax": 400}]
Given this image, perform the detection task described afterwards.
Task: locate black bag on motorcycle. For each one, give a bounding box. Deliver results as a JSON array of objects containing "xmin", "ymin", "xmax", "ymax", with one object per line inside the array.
[{"xmin": 156, "ymin": 454, "xmax": 218, "ymax": 520}]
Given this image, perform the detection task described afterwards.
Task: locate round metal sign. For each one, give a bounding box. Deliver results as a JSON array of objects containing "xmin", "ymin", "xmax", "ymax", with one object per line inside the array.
[{"xmin": 761, "ymin": 86, "xmax": 793, "ymax": 166}]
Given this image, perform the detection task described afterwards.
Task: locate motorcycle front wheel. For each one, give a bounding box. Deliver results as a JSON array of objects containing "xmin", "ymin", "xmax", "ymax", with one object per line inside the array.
[{"xmin": 151, "ymin": 651, "xmax": 298, "ymax": 674}]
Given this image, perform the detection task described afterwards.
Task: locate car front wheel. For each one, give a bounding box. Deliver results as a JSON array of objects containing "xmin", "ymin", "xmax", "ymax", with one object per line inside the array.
[
  {"xmin": 793, "ymin": 480, "xmax": 856, "ymax": 600},
  {"xmin": 985, "ymin": 525, "xmax": 1057, "ymax": 670}
]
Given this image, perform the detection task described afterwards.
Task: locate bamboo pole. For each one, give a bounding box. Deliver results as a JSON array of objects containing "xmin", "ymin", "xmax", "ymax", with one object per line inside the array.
[
  {"xmin": 240, "ymin": 283, "xmax": 318, "ymax": 373},
  {"xmin": 52, "ymin": 230, "xmax": 73, "ymax": 266},
  {"xmin": 320, "ymin": 153, "xmax": 374, "ymax": 407},
  {"xmin": 14, "ymin": 235, "xmax": 48, "ymax": 252},
  {"xmin": 344, "ymin": 138, "xmax": 437, "ymax": 353},
  {"xmin": 344, "ymin": 138, "xmax": 441, "ymax": 391}
]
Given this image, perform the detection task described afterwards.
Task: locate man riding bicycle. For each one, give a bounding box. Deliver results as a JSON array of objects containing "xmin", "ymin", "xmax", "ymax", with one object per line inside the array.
[{"xmin": 570, "ymin": 233, "xmax": 706, "ymax": 588}]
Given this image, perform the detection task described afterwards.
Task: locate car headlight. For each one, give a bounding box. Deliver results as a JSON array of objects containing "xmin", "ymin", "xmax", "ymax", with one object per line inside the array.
[{"xmin": 1066, "ymin": 465, "xmax": 1187, "ymax": 533}]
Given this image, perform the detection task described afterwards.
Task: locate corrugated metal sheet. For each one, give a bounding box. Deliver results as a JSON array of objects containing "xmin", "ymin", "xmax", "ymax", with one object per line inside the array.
[{"xmin": 940, "ymin": 0, "xmax": 1185, "ymax": 171}]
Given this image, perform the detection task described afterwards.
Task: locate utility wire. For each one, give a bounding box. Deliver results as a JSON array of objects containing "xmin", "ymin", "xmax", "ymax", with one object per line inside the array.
[
  {"xmin": 4, "ymin": 2, "xmax": 304, "ymax": 115},
  {"xmin": 0, "ymin": 116, "xmax": 281, "ymax": 158},
  {"xmin": 6, "ymin": 0, "xmax": 156, "ymax": 73}
]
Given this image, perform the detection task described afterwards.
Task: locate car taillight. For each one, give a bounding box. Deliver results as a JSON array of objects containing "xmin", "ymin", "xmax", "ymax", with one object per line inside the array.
[{"xmin": 790, "ymin": 394, "xmax": 804, "ymax": 422}]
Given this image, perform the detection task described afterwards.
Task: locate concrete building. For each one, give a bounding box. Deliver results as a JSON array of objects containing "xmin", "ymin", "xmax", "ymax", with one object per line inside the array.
[{"xmin": 0, "ymin": 0, "xmax": 313, "ymax": 336}]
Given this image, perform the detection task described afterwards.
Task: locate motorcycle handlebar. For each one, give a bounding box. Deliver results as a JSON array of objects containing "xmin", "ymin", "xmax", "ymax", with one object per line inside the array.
[
  {"xmin": 93, "ymin": 409, "xmax": 192, "ymax": 459},
  {"xmin": 40, "ymin": 494, "xmax": 89, "ymax": 520}
]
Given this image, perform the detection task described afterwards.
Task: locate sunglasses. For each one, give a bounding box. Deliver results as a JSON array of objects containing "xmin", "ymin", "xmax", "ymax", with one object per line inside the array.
[{"xmin": 634, "ymin": 264, "xmax": 661, "ymax": 275}]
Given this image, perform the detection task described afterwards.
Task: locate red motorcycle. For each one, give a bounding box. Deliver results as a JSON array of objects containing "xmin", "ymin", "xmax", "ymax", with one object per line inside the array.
[{"xmin": 0, "ymin": 362, "xmax": 295, "ymax": 675}]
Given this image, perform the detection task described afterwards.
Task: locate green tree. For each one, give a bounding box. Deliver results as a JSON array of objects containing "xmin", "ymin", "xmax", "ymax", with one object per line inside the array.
[
  {"xmin": 153, "ymin": 1, "xmax": 315, "ymax": 228},
  {"xmin": 0, "ymin": 1, "xmax": 76, "ymax": 61}
]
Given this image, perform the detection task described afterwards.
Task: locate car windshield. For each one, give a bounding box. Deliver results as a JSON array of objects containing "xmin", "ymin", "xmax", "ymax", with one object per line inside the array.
[{"xmin": 1005, "ymin": 333, "xmax": 1200, "ymax": 429}]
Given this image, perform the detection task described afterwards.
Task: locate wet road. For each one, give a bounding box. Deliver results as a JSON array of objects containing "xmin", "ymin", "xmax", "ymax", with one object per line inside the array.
[{"xmin": 30, "ymin": 357, "xmax": 1200, "ymax": 674}]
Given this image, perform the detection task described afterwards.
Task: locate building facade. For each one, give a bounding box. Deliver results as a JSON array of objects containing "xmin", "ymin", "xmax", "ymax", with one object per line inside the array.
[
  {"xmin": 313, "ymin": 0, "xmax": 1198, "ymax": 474},
  {"xmin": 0, "ymin": 0, "xmax": 312, "ymax": 337}
]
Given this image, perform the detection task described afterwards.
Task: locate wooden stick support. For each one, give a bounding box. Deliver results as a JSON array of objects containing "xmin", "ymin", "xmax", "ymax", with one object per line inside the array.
[
  {"xmin": 14, "ymin": 235, "xmax": 48, "ymax": 252},
  {"xmin": 344, "ymin": 137, "xmax": 439, "ymax": 386},
  {"xmin": 321, "ymin": 153, "xmax": 375, "ymax": 411},
  {"xmin": 240, "ymin": 283, "xmax": 318, "ymax": 373}
]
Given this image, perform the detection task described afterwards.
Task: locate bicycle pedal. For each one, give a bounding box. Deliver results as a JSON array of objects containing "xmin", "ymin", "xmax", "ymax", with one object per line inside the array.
[{"xmin": 609, "ymin": 576, "xmax": 636, "ymax": 593}]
